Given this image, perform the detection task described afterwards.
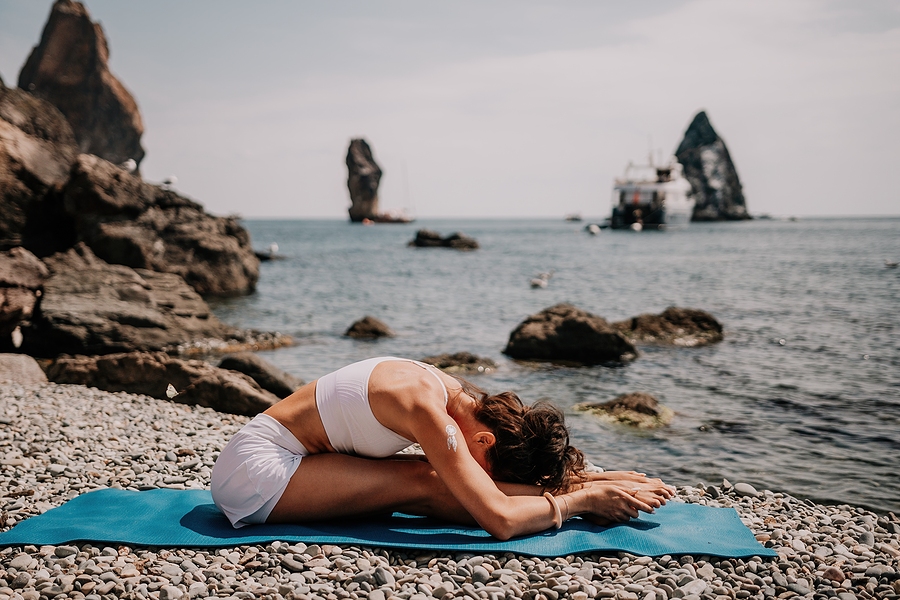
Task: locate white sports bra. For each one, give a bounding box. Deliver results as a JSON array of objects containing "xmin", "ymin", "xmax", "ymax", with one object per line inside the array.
[{"xmin": 314, "ymin": 357, "xmax": 448, "ymax": 457}]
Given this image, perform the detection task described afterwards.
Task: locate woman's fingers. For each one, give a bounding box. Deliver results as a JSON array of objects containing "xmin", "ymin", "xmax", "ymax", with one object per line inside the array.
[{"xmin": 624, "ymin": 491, "xmax": 656, "ymax": 515}]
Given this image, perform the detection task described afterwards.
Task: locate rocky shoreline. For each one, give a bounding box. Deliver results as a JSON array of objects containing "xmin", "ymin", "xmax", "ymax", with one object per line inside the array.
[{"xmin": 1, "ymin": 383, "xmax": 898, "ymax": 600}]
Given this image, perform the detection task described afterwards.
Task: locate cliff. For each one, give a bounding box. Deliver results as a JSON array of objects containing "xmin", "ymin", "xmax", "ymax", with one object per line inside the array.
[{"xmin": 18, "ymin": 0, "xmax": 145, "ymax": 170}]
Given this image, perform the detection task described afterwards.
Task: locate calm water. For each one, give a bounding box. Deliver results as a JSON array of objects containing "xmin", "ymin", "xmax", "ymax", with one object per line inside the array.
[{"xmin": 209, "ymin": 217, "xmax": 900, "ymax": 514}]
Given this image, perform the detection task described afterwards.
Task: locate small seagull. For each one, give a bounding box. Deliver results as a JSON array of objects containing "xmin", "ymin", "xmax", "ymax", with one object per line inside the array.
[
  {"xmin": 166, "ymin": 383, "xmax": 178, "ymax": 398},
  {"xmin": 10, "ymin": 326, "xmax": 23, "ymax": 348},
  {"xmin": 530, "ymin": 270, "xmax": 553, "ymax": 288},
  {"xmin": 268, "ymin": 242, "xmax": 279, "ymax": 256},
  {"xmin": 586, "ymin": 223, "xmax": 601, "ymax": 235},
  {"xmin": 118, "ymin": 158, "xmax": 137, "ymax": 173},
  {"xmin": 162, "ymin": 175, "xmax": 178, "ymax": 190},
  {"xmin": 885, "ymin": 259, "xmax": 898, "ymax": 268}
]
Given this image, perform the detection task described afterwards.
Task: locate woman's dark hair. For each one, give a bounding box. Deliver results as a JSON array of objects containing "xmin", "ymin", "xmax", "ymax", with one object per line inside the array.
[{"xmin": 456, "ymin": 378, "xmax": 585, "ymax": 493}]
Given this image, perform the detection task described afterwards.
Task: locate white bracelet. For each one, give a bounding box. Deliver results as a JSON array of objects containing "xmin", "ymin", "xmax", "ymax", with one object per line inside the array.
[{"xmin": 543, "ymin": 492, "xmax": 562, "ymax": 529}]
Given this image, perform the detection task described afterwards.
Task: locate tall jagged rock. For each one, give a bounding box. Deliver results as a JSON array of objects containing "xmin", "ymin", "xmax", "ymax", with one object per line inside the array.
[
  {"xmin": 18, "ymin": 0, "xmax": 145, "ymax": 169},
  {"xmin": 675, "ymin": 111, "xmax": 750, "ymax": 221},
  {"xmin": 346, "ymin": 138, "xmax": 383, "ymax": 222}
]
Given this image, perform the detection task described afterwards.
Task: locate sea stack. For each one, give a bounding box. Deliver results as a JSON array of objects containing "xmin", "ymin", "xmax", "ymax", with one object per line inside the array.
[
  {"xmin": 346, "ymin": 138, "xmax": 383, "ymax": 222},
  {"xmin": 675, "ymin": 111, "xmax": 750, "ymax": 221},
  {"xmin": 18, "ymin": 0, "xmax": 146, "ymax": 170}
]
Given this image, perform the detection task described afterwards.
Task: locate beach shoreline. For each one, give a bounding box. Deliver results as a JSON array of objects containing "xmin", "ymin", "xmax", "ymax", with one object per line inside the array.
[{"xmin": 1, "ymin": 383, "xmax": 898, "ymax": 600}]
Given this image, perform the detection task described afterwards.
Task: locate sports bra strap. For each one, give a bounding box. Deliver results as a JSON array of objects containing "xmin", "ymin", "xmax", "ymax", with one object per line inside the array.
[{"xmin": 409, "ymin": 360, "xmax": 449, "ymax": 405}]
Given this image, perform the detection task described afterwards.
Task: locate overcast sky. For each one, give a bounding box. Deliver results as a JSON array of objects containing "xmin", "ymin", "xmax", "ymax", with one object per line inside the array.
[{"xmin": 1, "ymin": 1, "xmax": 898, "ymax": 219}]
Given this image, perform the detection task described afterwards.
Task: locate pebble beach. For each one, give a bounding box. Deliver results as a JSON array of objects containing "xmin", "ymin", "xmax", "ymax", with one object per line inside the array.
[{"xmin": 1, "ymin": 383, "xmax": 899, "ymax": 600}]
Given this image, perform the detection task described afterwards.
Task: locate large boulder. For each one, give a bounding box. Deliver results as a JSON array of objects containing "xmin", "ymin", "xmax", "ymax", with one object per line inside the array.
[
  {"xmin": 0, "ymin": 80, "xmax": 78, "ymax": 255},
  {"xmin": 408, "ymin": 229, "xmax": 479, "ymax": 250},
  {"xmin": 612, "ymin": 307, "xmax": 723, "ymax": 347},
  {"xmin": 62, "ymin": 154, "xmax": 259, "ymax": 296},
  {"xmin": 19, "ymin": 255, "xmax": 238, "ymax": 357},
  {"xmin": 46, "ymin": 352, "xmax": 279, "ymax": 416},
  {"xmin": 346, "ymin": 138, "xmax": 383, "ymax": 222},
  {"xmin": 0, "ymin": 354, "xmax": 48, "ymax": 385},
  {"xmin": 18, "ymin": 0, "xmax": 145, "ymax": 169},
  {"xmin": 345, "ymin": 315, "xmax": 394, "ymax": 339},
  {"xmin": 0, "ymin": 247, "xmax": 49, "ymax": 345},
  {"xmin": 218, "ymin": 352, "xmax": 304, "ymax": 399},
  {"xmin": 675, "ymin": 111, "xmax": 750, "ymax": 221},
  {"xmin": 503, "ymin": 303, "xmax": 637, "ymax": 365}
]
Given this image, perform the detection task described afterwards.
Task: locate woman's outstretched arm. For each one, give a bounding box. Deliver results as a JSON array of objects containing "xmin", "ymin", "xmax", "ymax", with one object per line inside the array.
[{"xmin": 409, "ymin": 402, "xmax": 663, "ymax": 540}]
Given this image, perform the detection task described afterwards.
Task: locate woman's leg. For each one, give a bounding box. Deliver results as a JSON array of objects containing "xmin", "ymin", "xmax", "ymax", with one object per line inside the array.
[{"xmin": 266, "ymin": 453, "xmax": 477, "ymax": 525}]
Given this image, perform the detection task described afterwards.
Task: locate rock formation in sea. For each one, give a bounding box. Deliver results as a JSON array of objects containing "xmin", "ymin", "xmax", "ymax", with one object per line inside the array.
[
  {"xmin": 346, "ymin": 138, "xmax": 383, "ymax": 222},
  {"xmin": 675, "ymin": 111, "xmax": 750, "ymax": 221},
  {"xmin": 18, "ymin": 0, "xmax": 145, "ymax": 169},
  {"xmin": 46, "ymin": 352, "xmax": 280, "ymax": 416},
  {"xmin": 408, "ymin": 230, "xmax": 479, "ymax": 250},
  {"xmin": 613, "ymin": 307, "xmax": 723, "ymax": 347},
  {"xmin": 345, "ymin": 315, "xmax": 394, "ymax": 339},
  {"xmin": 503, "ymin": 303, "xmax": 637, "ymax": 365},
  {"xmin": 575, "ymin": 392, "xmax": 674, "ymax": 429}
]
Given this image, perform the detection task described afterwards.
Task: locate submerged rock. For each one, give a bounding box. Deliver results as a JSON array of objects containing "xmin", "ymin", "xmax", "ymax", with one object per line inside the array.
[
  {"xmin": 575, "ymin": 392, "xmax": 674, "ymax": 429},
  {"xmin": 503, "ymin": 303, "xmax": 637, "ymax": 365},
  {"xmin": 218, "ymin": 352, "xmax": 304, "ymax": 399},
  {"xmin": 419, "ymin": 352, "xmax": 497, "ymax": 375},
  {"xmin": 613, "ymin": 307, "xmax": 723, "ymax": 347},
  {"xmin": 408, "ymin": 229, "xmax": 479, "ymax": 250},
  {"xmin": 46, "ymin": 351, "xmax": 279, "ymax": 416},
  {"xmin": 346, "ymin": 138, "xmax": 383, "ymax": 222},
  {"xmin": 675, "ymin": 111, "xmax": 750, "ymax": 221},
  {"xmin": 18, "ymin": 0, "xmax": 146, "ymax": 169},
  {"xmin": 345, "ymin": 315, "xmax": 394, "ymax": 339}
]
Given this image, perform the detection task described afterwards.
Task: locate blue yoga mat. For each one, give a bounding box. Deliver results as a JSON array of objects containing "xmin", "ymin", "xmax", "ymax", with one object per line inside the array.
[{"xmin": 0, "ymin": 489, "xmax": 775, "ymax": 558}]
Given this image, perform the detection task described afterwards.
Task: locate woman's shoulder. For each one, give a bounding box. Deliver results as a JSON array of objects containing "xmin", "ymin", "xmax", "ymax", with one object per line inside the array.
[{"xmin": 370, "ymin": 360, "xmax": 447, "ymax": 407}]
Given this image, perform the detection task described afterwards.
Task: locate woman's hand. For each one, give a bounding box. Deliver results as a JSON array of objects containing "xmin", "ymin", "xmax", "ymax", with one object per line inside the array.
[
  {"xmin": 584, "ymin": 471, "xmax": 676, "ymax": 499},
  {"xmin": 577, "ymin": 481, "xmax": 660, "ymax": 524}
]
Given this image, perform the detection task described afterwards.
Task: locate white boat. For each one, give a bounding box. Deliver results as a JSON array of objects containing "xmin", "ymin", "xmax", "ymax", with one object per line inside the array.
[{"xmin": 610, "ymin": 157, "xmax": 694, "ymax": 230}]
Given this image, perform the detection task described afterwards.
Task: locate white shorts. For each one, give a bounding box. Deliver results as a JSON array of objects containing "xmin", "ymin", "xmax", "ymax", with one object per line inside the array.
[{"xmin": 211, "ymin": 414, "xmax": 309, "ymax": 528}]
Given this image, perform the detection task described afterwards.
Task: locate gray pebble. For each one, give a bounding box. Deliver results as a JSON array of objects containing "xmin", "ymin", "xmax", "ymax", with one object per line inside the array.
[
  {"xmin": 734, "ymin": 482, "xmax": 760, "ymax": 498},
  {"xmin": 54, "ymin": 545, "xmax": 78, "ymax": 557}
]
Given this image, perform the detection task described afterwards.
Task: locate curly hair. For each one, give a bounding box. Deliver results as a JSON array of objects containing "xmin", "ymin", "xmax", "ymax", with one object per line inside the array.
[{"xmin": 457, "ymin": 379, "xmax": 585, "ymax": 493}]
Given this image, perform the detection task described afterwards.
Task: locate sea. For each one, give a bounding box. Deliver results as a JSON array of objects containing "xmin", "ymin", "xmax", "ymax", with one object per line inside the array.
[{"xmin": 208, "ymin": 217, "xmax": 900, "ymax": 515}]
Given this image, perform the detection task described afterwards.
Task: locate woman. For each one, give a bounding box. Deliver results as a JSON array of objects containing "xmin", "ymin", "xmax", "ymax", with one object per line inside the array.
[{"xmin": 211, "ymin": 356, "xmax": 674, "ymax": 540}]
